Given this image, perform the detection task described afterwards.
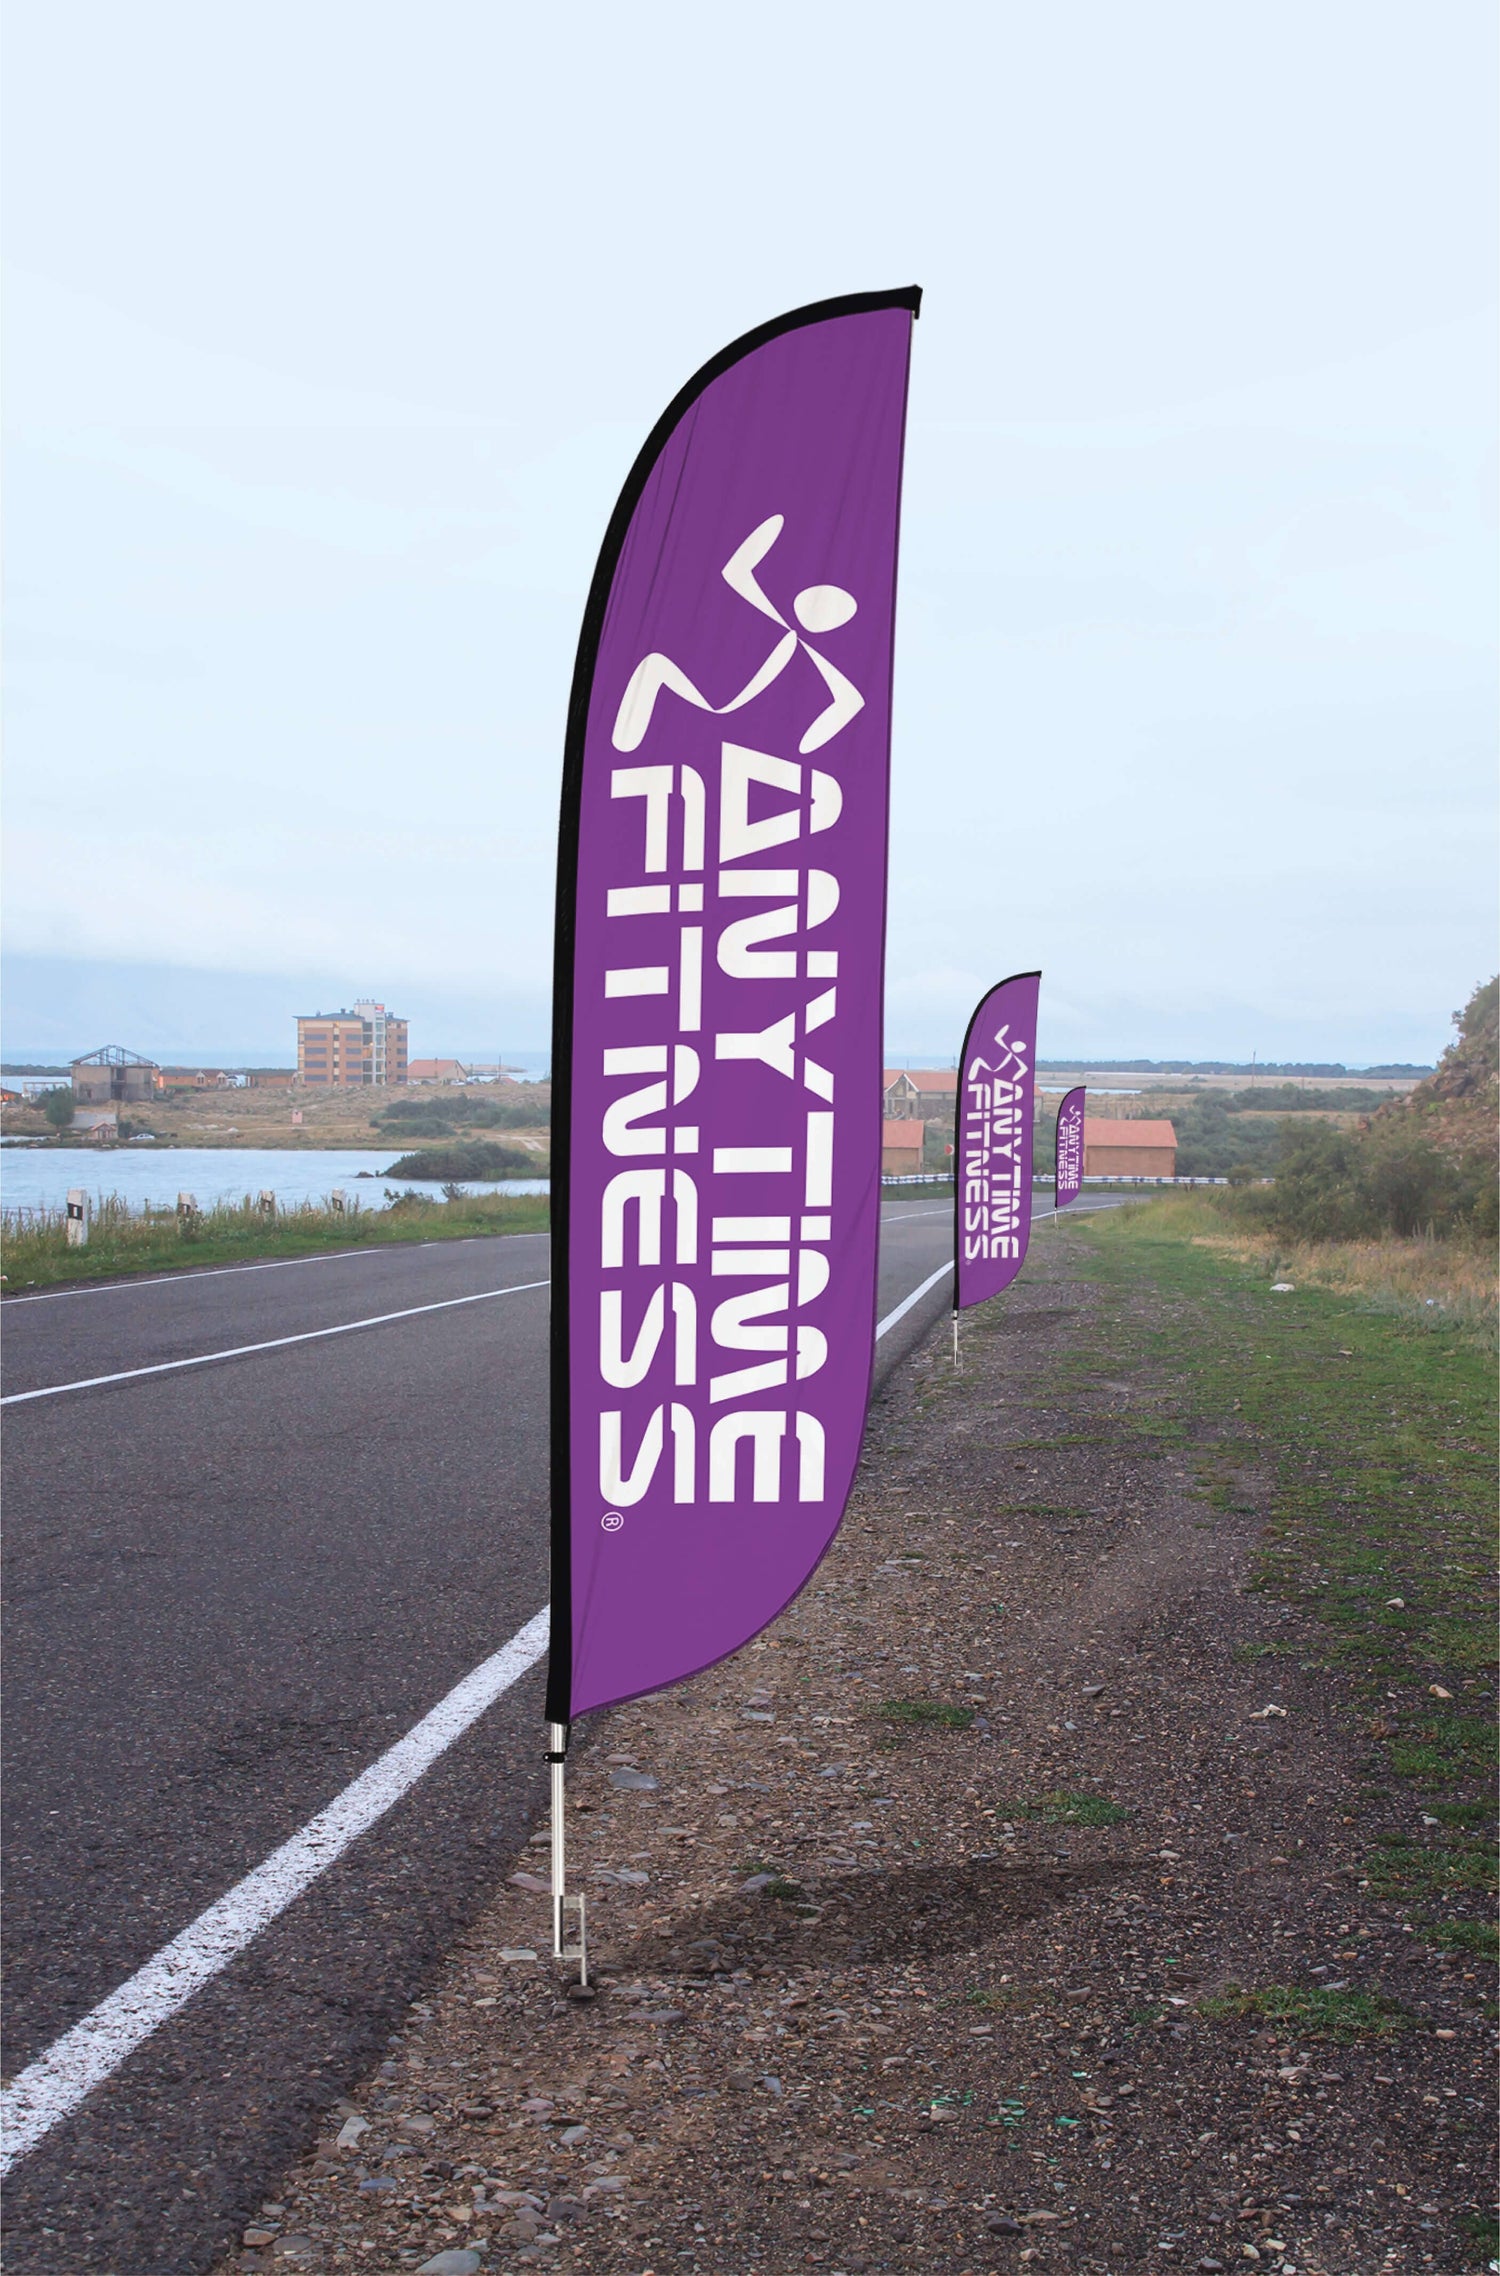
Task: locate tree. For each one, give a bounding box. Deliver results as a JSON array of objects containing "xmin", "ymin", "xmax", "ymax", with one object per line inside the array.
[{"xmin": 41, "ymin": 1087, "xmax": 74, "ymax": 1131}]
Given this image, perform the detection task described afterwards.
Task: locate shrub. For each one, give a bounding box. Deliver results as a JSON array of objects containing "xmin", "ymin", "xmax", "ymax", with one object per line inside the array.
[
  {"xmin": 377, "ymin": 1095, "xmax": 550, "ymax": 1134},
  {"xmin": 1235, "ymin": 1115, "xmax": 1491, "ymax": 1243},
  {"xmin": 382, "ymin": 1139, "xmax": 538, "ymax": 1181}
]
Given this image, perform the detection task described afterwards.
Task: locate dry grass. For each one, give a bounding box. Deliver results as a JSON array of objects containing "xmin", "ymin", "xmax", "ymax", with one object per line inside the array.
[{"xmin": 1124, "ymin": 1192, "xmax": 1497, "ymax": 1345}]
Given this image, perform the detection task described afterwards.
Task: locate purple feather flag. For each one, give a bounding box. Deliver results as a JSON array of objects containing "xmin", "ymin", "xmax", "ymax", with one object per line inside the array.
[
  {"xmin": 954, "ymin": 971, "xmax": 1041, "ymax": 1310},
  {"xmin": 548, "ymin": 292, "xmax": 920, "ymax": 1721},
  {"xmin": 1055, "ymin": 1085, "xmax": 1087, "ymax": 1208}
]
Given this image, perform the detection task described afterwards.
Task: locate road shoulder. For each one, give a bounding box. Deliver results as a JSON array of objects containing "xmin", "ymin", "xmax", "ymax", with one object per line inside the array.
[{"xmin": 216, "ymin": 1213, "xmax": 1496, "ymax": 2276}]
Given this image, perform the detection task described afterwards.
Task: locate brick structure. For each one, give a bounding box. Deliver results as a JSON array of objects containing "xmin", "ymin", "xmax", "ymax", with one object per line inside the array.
[
  {"xmin": 1083, "ymin": 1117, "xmax": 1177, "ymax": 1177},
  {"xmin": 883, "ymin": 1069, "xmax": 960, "ymax": 1119},
  {"xmin": 880, "ymin": 1118, "xmax": 926, "ymax": 1176},
  {"xmin": 296, "ymin": 1000, "xmax": 408, "ymax": 1087},
  {"xmin": 70, "ymin": 1046, "xmax": 159, "ymax": 1104}
]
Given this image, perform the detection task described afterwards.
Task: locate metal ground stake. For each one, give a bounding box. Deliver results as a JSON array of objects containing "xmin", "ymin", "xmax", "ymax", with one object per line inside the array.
[{"xmin": 547, "ymin": 1721, "xmax": 588, "ymax": 1986}]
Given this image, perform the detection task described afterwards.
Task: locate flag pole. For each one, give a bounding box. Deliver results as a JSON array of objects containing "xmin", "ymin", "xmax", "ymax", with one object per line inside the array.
[{"xmin": 548, "ymin": 1721, "xmax": 588, "ymax": 1986}]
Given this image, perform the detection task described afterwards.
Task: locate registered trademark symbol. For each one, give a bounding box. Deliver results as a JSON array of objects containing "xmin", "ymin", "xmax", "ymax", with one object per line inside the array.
[{"xmin": 600, "ymin": 1511, "xmax": 624, "ymax": 1533}]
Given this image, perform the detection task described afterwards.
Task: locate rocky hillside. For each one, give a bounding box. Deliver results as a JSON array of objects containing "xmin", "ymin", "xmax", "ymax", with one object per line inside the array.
[{"xmin": 1379, "ymin": 976, "xmax": 1497, "ymax": 1169}]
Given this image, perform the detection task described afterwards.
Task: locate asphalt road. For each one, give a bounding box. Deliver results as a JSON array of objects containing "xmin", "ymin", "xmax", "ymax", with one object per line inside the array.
[{"xmin": 0, "ymin": 1195, "xmax": 1021, "ymax": 2273}]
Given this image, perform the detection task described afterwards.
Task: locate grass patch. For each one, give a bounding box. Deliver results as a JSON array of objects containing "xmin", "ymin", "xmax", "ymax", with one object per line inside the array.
[
  {"xmin": 873, "ymin": 1699, "xmax": 976, "ymax": 1729},
  {"xmin": 1419, "ymin": 1918, "xmax": 1498, "ymax": 1959},
  {"xmin": 1197, "ymin": 1983, "xmax": 1409, "ymax": 2039},
  {"xmin": 1363, "ymin": 1839, "xmax": 1498, "ymax": 1900},
  {"xmin": 1458, "ymin": 2210, "xmax": 1500, "ymax": 2261},
  {"xmin": 1425, "ymin": 1801, "xmax": 1492, "ymax": 1828},
  {"xmin": 1013, "ymin": 1789, "xmax": 1129, "ymax": 1827},
  {"xmin": 2, "ymin": 1188, "xmax": 550, "ymax": 1288}
]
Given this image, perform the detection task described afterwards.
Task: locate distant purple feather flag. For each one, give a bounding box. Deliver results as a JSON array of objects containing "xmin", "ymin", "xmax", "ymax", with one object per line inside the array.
[
  {"xmin": 1054, "ymin": 1085, "xmax": 1086, "ymax": 1208},
  {"xmin": 547, "ymin": 290, "xmax": 920, "ymax": 1723},
  {"xmin": 954, "ymin": 971, "xmax": 1041, "ymax": 1310}
]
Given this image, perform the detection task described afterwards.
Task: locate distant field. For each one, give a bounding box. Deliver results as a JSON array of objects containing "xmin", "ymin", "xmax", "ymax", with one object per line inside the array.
[
  {"xmin": 0, "ymin": 1079, "xmax": 551, "ymax": 1153},
  {"xmin": 1036, "ymin": 1068, "xmax": 1422, "ymax": 1096}
]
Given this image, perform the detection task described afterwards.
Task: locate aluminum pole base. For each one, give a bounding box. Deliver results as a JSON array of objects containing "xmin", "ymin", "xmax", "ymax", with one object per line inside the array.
[
  {"xmin": 553, "ymin": 1890, "xmax": 589, "ymax": 1982},
  {"xmin": 548, "ymin": 1721, "xmax": 589, "ymax": 1988}
]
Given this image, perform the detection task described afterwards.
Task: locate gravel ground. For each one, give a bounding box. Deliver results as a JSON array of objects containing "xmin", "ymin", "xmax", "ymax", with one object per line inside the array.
[{"xmin": 214, "ymin": 1222, "xmax": 1494, "ymax": 2276}]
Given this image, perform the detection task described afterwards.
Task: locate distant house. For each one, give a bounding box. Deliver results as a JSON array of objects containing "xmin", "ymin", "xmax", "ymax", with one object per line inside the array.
[
  {"xmin": 160, "ymin": 1067, "xmax": 242, "ymax": 1090},
  {"xmin": 71, "ymin": 1107, "xmax": 120, "ymax": 1139},
  {"xmin": 1083, "ymin": 1117, "xmax": 1177, "ymax": 1177},
  {"xmin": 71, "ymin": 1046, "xmax": 159, "ymax": 1105},
  {"xmin": 407, "ymin": 1058, "xmax": 466, "ymax": 1085},
  {"xmin": 244, "ymin": 1069, "xmax": 295, "ymax": 1089},
  {"xmin": 8, "ymin": 1073, "xmax": 73, "ymax": 1099},
  {"xmin": 881, "ymin": 1118, "xmax": 927, "ymax": 1176},
  {"xmin": 883, "ymin": 1069, "xmax": 959, "ymax": 1118}
]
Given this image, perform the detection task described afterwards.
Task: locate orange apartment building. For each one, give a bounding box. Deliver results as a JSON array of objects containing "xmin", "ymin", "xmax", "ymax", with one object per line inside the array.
[{"xmin": 296, "ymin": 1001, "xmax": 409, "ymax": 1087}]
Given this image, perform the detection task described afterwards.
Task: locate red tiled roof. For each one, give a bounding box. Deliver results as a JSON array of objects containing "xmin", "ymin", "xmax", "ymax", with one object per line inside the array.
[
  {"xmin": 884, "ymin": 1069, "xmax": 958, "ymax": 1092},
  {"xmin": 1085, "ymin": 1118, "xmax": 1177, "ymax": 1146}
]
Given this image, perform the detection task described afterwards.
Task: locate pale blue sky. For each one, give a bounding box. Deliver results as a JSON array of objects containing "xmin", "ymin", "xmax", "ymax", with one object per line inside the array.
[{"xmin": 4, "ymin": 0, "xmax": 1496, "ymax": 1063}]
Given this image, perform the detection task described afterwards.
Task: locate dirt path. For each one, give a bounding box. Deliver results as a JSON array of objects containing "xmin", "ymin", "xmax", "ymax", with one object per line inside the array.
[{"xmin": 218, "ymin": 1219, "xmax": 1493, "ymax": 2276}]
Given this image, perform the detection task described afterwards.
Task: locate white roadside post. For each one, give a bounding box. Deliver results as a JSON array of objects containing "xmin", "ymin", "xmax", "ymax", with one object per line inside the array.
[
  {"xmin": 257, "ymin": 1190, "xmax": 276, "ymax": 1217},
  {"xmin": 65, "ymin": 1190, "xmax": 90, "ymax": 1248},
  {"xmin": 330, "ymin": 1189, "xmax": 347, "ymax": 1215},
  {"xmin": 548, "ymin": 1722, "xmax": 588, "ymax": 1986}
]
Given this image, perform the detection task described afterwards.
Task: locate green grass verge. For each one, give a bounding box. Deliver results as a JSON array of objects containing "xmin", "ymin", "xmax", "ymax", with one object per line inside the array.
[
  {"xmin": 2, "ymin": 1190, "xmax": 550, "ymax": 1288},
  {"xmin": 1073, "ymin": 1202, "xmax": 1495, "ymax": 1745},
  {"xmin": 1068, "ymin": 1199, "xmax": 1496, "ymax": 1955}
]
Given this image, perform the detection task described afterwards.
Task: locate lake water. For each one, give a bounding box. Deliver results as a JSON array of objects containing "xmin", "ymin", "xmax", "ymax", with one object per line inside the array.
[{"xmin": 0, "ymin": 1147, "xmax": 549, "ymax": 1220}]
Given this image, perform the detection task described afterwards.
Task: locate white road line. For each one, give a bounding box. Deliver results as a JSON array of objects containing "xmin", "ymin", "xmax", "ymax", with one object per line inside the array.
[
  {"xmin": 0, "ymin": 1281, "xmax": 553, "ymax": 1407},
  {"xmin": 0, "ymin": 1609, "xmax": 551, "ymax": 2175},
  {"xmin": 875, "ymin": 1258, "xmax": 953, "ymax": 1336},
  {"xmin": 4, "ymin": 1231, "xmax": 551, "ymax": 1304},
  {"xmin": 886, "ymin": 1199, "xmax": 1057, "ymax": 1227},
  {"xmin": 0, "ymin": 1252, "xmax": 953, "ymax": 2171}
]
